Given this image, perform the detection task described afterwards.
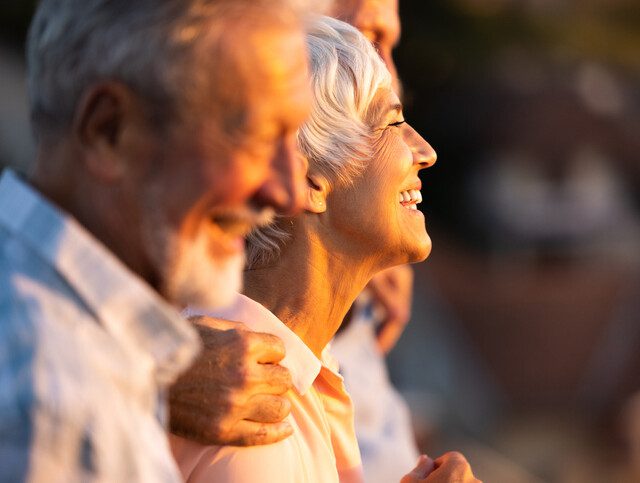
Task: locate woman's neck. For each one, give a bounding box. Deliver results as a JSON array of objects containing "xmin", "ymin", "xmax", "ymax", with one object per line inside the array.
[{"xmin": 243, "ymin": 231, "xmax": 378, "ymax": 358}]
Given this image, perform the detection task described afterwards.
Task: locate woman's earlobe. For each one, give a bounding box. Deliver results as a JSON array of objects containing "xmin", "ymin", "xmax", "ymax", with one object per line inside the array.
[{"xmin": 305, "ymin": 172, "xmax": 328, "ymax": 214}]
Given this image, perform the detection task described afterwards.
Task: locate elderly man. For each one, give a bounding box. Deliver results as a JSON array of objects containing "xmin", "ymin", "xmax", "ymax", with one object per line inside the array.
[{"xmin": 0, "ymin": 0, "xmax": 310, "ymax": 481}]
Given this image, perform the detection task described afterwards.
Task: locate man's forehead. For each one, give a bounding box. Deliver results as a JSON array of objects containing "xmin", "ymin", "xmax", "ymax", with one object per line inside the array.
[
  {"xmin": 330, "ymin": 0, "xmax": 401, "ymax": 50},
  {"xmin": 197, "ymin": 16, "xmax": 309, "ymax": 122},
  {"xmin": 227, "ymin": 23, "xmax": 307, "ymax": 91},
  {"xmin": 174, "ymin": 12, "xmax": 306, "ymax": 132},
  {"xmin": 198, "ymin": 9, "xmax": 304, "ymax": 81},
  {"xmin": 331, "ymin": 0, "xmax": 398, "ymax": 17}
]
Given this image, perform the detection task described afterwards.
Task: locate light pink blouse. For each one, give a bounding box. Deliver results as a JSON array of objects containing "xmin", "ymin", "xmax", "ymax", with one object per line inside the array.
[{"xmin": 171, "ymin": 294, "xmax": 364, "ymax": 483}]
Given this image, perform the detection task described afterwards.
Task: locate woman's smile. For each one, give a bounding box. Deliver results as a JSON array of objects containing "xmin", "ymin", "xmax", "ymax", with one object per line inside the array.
[{"xmin": 398, "ymin": 183, "xmax": 423, "ymax": 212}]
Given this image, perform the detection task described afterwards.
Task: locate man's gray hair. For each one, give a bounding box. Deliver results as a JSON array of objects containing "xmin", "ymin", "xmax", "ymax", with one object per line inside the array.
[
  {"xmin": 246, "ymin": 15, "xmax": 392, "ymax": 269},
  {"xmin": 26, "ymin": 0, "xmax": 302, "ymax": 141}
]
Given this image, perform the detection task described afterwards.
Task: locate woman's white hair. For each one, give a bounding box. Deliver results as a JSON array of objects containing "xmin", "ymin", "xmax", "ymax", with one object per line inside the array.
[{"xmin": 246, "ymin": 15, "xmax": 392, "ymax": 269}]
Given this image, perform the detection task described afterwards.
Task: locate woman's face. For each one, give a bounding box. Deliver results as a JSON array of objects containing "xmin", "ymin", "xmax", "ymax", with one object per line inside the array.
[{"xmin": 326, "ymin": 88, "xmax": 436, "ymax": 267}]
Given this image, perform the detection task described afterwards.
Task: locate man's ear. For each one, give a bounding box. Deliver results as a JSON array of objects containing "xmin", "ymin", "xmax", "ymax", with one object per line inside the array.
[
  {"xmin": 305, "ymin": 171, "xmax": 329, "ymax": 214},
  {"xmin": 72, "ymin": 82, "xmax": 143, "ymax": 181}
]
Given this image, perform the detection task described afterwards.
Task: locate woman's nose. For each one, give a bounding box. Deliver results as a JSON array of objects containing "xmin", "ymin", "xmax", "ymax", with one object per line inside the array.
[{"xmin": 402, "ymin": 124, "xmax": 437, "ymax": 168}]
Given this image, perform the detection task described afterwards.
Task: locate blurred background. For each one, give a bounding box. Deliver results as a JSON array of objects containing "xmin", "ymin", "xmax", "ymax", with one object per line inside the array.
[
  {"xmin": 1, "ymin": 1, "xmax": 639, "ymax": 481},
  {"xmin": 389, "ymin": 1, "xmax": 640, "ymax": 482}
]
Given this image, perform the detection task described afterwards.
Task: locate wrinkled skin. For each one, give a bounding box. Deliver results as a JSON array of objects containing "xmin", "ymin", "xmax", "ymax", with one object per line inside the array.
[{"xmin": 169, "ymin": 317, "xmax": 294, "ymax": 446}]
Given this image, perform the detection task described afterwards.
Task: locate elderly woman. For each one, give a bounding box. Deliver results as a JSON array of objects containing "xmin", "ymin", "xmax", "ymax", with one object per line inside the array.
[{"xmin": 170, "ymin": 15, "xmax": 477, "ymax": 483}]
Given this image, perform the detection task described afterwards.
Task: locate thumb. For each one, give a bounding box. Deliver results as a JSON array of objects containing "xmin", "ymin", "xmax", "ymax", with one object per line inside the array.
[
  {"xmin": 189, "ymin": 316, "xmax": 249, "ymax": 332},
  {"xmin": 401, "ymin": 455, "xmax": 435, "ymax": 482}
]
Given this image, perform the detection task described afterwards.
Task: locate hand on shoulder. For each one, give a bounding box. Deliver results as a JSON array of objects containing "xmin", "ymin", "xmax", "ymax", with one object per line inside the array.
[{"xmin": 169, "ymin": 316, "xmax": 294, "ymax": 446}]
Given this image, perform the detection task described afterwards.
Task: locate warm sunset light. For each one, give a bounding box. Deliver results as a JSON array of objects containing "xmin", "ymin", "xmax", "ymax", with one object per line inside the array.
[{"xmin": 0, "ymin": 1, "xmax": 638, "ymax": 482}]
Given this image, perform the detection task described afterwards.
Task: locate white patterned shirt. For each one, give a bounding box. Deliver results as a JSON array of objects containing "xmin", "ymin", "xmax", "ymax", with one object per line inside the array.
[{"xmin": 0, "ymin": 169, "xmax": 200, "ymax": 482}]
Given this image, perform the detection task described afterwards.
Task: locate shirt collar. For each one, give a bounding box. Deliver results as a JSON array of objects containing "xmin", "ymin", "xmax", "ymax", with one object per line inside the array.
[
  {"xmin": 319, "ymin": 344, "xmax": 348, "ymax": 392},
  {"xmin": 0, "ymin": 169, "xmax": 200, "ymax": 386},
  {"xmin": 184, "ymin": 294, "xmax": 322, "ymax": 395}
]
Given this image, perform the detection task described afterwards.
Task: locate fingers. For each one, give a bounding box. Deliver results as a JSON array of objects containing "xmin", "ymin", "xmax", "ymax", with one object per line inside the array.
[
  {"xmin": 251, "ymin": 362, "xmax": 293, "ymax": 395},
  {"xmin": 398, "ymin": 452, "xmax": 479, "ymax": 483},
  {"xmin": 368, "ymin": 265, "xmax": 414, "ymax": 311},
  {"xmin": 169, "ymin": 397, "xmax": 231, "ymax": 445},
  {"xmin": 400, "ymin": 455, "xmax": 436, "ymax": 482},
  {"xmin": 192, "ymin": 318, "xmax": 287, "ymax": 367},
  {"xmin": 367, "ymin": 265, "xmax": 414, "ymax": 353},
  {"xmin": 226, "ymin": 419, "xmax": 294, "ymax": 447},
  {"xmin": 188, "ymin": 315, "xmax": 287, "ymax": 364},
  {"xmin": 376, "ymin": 315, "xmax": 408, "ymax": 354},
  {"xmin": 189, "ymin": 315, "xmax": 248, "ymax": 332},
  {"xmin": 242, "ymin": 394, "xmax": 291, "ymax": 423},
  {"xmin": 247, "ymin": 331, "xmax": 287, "ymax": 364},
  {"xmin": 171, "ymin": 315, "xmax": 294, "ymax": 447},
  {"xmin": 367, "ymin": 271, "xmax": 400, "ymax": 314},
  {"xmin": 430, "ymin": 452, "xmax": 480, "ymax": 482}
]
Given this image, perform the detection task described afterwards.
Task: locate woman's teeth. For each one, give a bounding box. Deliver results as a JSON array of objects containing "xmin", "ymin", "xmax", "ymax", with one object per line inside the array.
[{"xmin": 398, "ymin": 189, "xmax": 422, "ymax": 210}]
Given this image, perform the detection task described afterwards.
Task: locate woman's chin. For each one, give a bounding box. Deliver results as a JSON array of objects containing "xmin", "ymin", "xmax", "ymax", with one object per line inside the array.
[
  {"xmin": 382, "ymin": 237, "xmax": 432, "ymax": 268},
  {"xmin": 407, "ymin": 235, "xmax": 432, "ymax": 263}
]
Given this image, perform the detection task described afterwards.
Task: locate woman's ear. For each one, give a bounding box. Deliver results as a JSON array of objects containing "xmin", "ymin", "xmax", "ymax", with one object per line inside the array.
[{"xmin": 305, "ymin": 171, "xmax": 329, "ymax": 214}]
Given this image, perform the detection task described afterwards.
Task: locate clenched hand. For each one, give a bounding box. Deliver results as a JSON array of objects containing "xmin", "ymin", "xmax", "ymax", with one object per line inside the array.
[
  {"xmin": 169, "ymin": 316, "xmax": 293, "ymax": 446},
  {"xmin": 401, "ymin": 452, "xmax": 481, "ymax": 483}
]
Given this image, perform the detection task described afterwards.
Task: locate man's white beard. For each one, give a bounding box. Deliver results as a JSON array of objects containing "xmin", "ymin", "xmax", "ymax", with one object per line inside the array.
[
  {"xmin": 142, "ymin": 188, "xmax": 244, "ymax": 310},
  {"xmin": 166, "ymin": 227, "xmax": 244, "ymax": 309}
]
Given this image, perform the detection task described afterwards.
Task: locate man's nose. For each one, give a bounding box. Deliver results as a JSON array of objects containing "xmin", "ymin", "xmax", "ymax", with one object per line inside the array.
[
  {"xmin": 254, "ymin": 134, "xmax": 306, "ymax": 216},
  {"xmin": 401, "ymin": 124, "xmax": 437, "ymax": 169}
]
